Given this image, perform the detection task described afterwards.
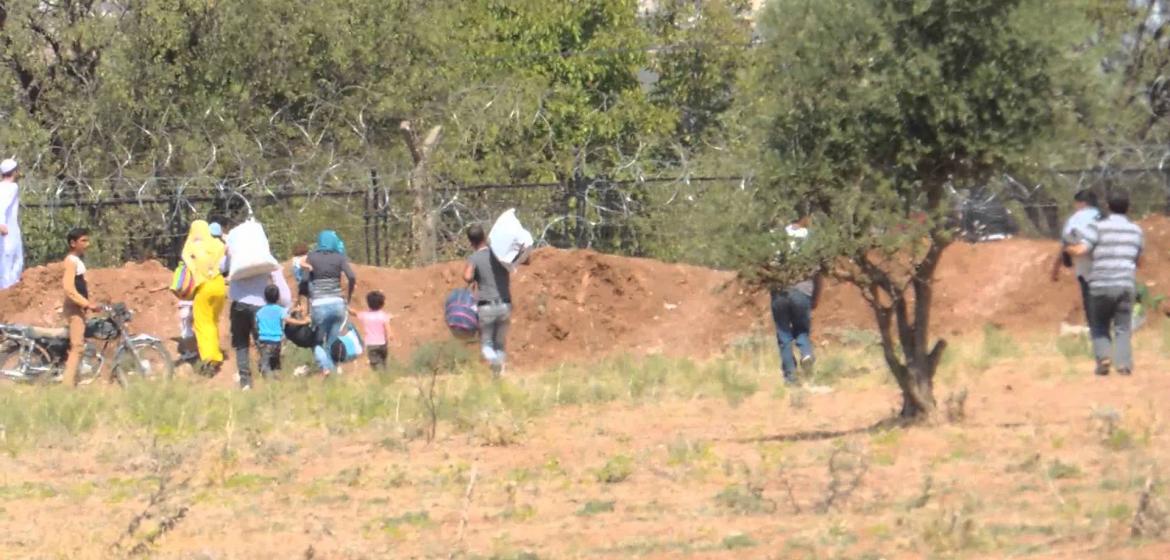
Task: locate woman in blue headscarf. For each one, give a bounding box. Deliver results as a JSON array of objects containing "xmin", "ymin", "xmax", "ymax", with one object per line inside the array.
[{"xmin": 306, "ymin": 230, "xmax": 356, "ymax": 375}]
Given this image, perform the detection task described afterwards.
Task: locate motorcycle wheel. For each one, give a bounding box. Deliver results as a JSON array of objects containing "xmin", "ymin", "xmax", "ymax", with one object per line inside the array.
[
  {"xmin": 0, "ymin": 342, "xmax": 56, "ymax": 383},
  {"xmin": 112, "ymin": 341, "xmax": 175, "ymax": 387}
]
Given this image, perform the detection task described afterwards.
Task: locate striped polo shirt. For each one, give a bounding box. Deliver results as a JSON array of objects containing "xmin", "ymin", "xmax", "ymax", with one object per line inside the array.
[{"xmin": 1082, "ymin": 214, "xmax": 1143, "ymax": 293}]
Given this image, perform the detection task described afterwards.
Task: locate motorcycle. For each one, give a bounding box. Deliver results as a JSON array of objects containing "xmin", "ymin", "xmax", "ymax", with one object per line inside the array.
[{"xmin": 0, "ymin": 303, "xmax": 173, "ymax": 385}]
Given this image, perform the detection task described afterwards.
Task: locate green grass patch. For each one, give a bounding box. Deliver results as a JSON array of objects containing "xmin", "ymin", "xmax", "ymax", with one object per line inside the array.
[
  {"xmin": 973, "ymin": 324, "xmax": 1019, "ymax": 370},
  {"xmin": 714, "ymin": 484, "xmax": 776, "ymax": 515},
  {"xmin": 0, "ymin": 482, "xmax": 59, "ymax": 500},
  {"xmin": 1056, "ymin": 335, "xmax": 1092, "ymax": 361},
  {"xmin": 667, "ymin": 437, "xmax": 714, "ymax": 467},
  {"xmin": 1047, "ymin": 459, "xmax": 1082, "ymax": 480},
  {"xmin": 0, "ymin": 353, "xmax": 807, "ymax": 452},
  {"xmin": 1103, "ymin": 428, "xmax": 1136, "ymax": 451},
  {"xmin": 222, "ymin": 473, "xmax": 278, "ymax": 491},
  {"xmin": 410, "ymin": 340, "xmax": 475, "ymax": 375},
  {"xmin": 594, "ymin": 455, "xmax": 634, "ymax": 484},
  {"xmin": 720, "ymin": 532, "xmax": 757, "ymax": 550},
  {"xmin": 577, "ymin": 500, "xmax": 616, "ymax": 516},
  {"xmin": 373, "ymin": 510, "xmax": 432, "ymax": 539}
]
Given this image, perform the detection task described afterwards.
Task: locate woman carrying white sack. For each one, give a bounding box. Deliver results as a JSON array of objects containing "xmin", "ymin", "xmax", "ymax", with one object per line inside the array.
[{"xmin": 0, "ymin": 158, "xmax": 24, "ymax": 289}]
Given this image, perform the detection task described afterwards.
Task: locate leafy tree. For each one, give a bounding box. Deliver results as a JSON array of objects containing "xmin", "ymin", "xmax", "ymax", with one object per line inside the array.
[
  {"xmin": 646, "ymin": 0, "xmax": 754, "ymax": 153},
  {"xmin": 746, "ymin": 0, "xmax": 1080, "ymax": 418},
  {"xmin": 468, "ymin": 0, "xmax": 674, "ymax": 252}
]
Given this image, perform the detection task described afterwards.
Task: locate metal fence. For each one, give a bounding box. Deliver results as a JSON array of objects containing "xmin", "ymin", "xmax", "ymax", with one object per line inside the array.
[
  {"xmin": 15, "ymin": 161, "xmax": 1170, "ymax": 270},
  {"xmin": 16, "ymin": 171, "xmax": 741, "ymax": 269}
]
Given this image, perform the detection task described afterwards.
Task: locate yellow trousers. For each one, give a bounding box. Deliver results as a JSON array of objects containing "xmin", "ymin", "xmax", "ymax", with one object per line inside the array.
[{"xmin": 192, "ymin": 275, "xmax": 226, "ymax": 363}]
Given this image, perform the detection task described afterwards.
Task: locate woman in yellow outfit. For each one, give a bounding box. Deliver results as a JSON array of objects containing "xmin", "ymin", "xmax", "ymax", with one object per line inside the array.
[{"xmin": 183, "ymin": 220, "xmax": 227, "ymax": 372}]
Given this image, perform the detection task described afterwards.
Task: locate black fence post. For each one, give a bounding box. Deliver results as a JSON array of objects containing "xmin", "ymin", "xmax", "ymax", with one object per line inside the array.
[
  {"xmin": 574, "ymin": 171, "xmax": 588, "ymax": 249},
  {"xmin": 365, "ymin": 170, "xmax": 375, "ymax": 265},
  {"xmin": 379, "ymin": 189, "xmax": 389, "ymax": 266},
  {"xmin": 168, "ymin": 179, "xmax": 187, "ymax": 269}
]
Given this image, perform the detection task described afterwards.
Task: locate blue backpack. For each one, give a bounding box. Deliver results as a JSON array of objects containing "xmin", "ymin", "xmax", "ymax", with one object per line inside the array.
[{"xmin": 445, "ymin": 288, "xmax": 479, "ymax": 337}]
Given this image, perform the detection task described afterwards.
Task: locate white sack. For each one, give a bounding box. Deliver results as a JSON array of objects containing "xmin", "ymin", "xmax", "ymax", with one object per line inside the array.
[
  {"xmin": 488, "ymin": 209, "xmax": 533, "ymax": 270},
  {"xmin": 226, "ymin": 219, "xmax": 280, "ymax": 280}
]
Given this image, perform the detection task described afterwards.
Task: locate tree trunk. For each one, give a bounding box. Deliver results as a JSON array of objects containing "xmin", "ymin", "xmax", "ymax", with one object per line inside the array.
[
  {"xmin": 400, "ymin": 121, "xmax": 442, "ymax": 266},
  {"xmin": 857, "ymin": 236, "xmax": 948, "ymax": 421},
  {"xmin": 898, "ymin": 357, "xmax": 938, "ymax": 418}
]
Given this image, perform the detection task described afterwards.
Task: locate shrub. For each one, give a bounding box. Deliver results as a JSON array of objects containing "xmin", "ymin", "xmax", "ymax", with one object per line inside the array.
[
  {"xmin": 577, "ymin": 500, "xmax": 616, "ymax": 516},
  {"xmin": 714, "ymin": 484, "xmax": 776, "ymax": 515},
  {"xmin": 595, "ymin": 455, "xmax": 634, "ymax": 484}
]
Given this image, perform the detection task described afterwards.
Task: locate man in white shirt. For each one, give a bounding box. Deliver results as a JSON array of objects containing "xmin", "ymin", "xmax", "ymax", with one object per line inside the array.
[
  {"xmin": 1051, "ymin": 189, "xmax": 1100, "ymax": 326},
  {"xmin": 770, "ymin": 209, "xmax": 821, "ymax": 385}
]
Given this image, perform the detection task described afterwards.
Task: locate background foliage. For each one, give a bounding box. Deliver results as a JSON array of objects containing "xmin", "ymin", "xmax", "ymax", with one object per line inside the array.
[{"xmin": 1, "ymin": 0, "xmax": 1169, "ymax": 268}]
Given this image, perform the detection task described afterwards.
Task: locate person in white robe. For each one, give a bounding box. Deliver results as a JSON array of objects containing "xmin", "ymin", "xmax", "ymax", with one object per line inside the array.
[{"xmin": 0, "ymin": 158, "xmax": 23, "ymax": 290}]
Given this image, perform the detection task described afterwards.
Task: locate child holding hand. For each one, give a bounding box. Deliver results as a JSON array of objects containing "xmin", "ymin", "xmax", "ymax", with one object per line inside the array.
[{"xmin": 351, "ymin": 290, "xmax": 391, "ymax": 370}]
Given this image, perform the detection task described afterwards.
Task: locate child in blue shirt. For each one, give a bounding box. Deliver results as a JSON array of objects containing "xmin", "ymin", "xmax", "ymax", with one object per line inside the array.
[{"xmin": 255, "ymin": 284, "xmax": 309, "ymax": 379}]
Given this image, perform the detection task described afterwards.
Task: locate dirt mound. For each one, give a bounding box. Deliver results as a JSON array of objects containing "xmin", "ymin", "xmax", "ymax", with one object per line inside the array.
[
  {"xmin": 5, "ymin": 218, "xmax": 1170, "ymax": 370},
  {"xmin": 0, "ymin": 250, "xmax": 763, "ymax": 370},
  {"xmin": 353, "ymin": 249, "xmax": 763, "ymax": 367}
]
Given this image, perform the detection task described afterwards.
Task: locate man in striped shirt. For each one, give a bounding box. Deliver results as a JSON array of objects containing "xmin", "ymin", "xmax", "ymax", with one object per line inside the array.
[{"xmin": 1067, "ymin": 190, "xmax": 1143, "ymax": 376}]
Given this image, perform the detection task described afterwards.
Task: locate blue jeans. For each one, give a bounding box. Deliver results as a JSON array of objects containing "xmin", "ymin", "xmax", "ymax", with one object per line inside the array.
[
  {"xmin": 771, "ymin": 289, "xmax": 813, "ymax": 382},
  {"xmin": 311, "ymin": 302, "xmax": 347, "ymax": 372}
]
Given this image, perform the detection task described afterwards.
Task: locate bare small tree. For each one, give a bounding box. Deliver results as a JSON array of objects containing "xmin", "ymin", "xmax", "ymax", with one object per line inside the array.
[{"xmin": 400, "ymin": 120, "xmax": 443, "ymax": 266}]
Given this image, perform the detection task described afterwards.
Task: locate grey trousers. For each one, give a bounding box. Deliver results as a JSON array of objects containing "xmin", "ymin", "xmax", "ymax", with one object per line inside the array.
[
  {"xmin": 477, "ymin": 302, "xmax": 511, "ymax": 366},
  {"xmin": 1089, "ymin": 286, "xmax": 1134, "ymax": 371}
]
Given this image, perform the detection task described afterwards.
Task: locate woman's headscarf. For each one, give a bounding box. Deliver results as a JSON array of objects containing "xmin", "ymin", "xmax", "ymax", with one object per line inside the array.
[
  {"xmin": 182, "ymin": 220, "xmax": 227, "ymax": 286},
  {"xmin": 316, "ymin": 230, "xmax": 345, "ymax": 255}
]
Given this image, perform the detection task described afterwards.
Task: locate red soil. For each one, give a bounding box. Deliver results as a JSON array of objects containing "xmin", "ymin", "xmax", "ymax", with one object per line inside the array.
[{"xmin": 5, "ymin": 216, "xmax": 1170, "ymax": 370}]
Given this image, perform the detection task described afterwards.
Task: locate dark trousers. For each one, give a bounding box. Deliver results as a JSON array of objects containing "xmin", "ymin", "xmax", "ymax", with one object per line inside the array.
[
  {"xmin": 1078, "ymin": 276, "xmax": 1092, "ymax": 326},
  {"xmin": 771, "ymin": 289, "xmax": 813, "ymax": 382},
  {"xmin": 367, "ymin": 345, "xmax": 388, "ymax": 370},
  {"xmin": 258, "ymin": 341, "xmax": 282, "ymax": 377},
  {"xmin": 229, "ymin": 301, "xmax": 261, "ymax": 387},
  {"xmin": 1089, "ymin": 286, "xmax": 1134, "ymax": 371}
]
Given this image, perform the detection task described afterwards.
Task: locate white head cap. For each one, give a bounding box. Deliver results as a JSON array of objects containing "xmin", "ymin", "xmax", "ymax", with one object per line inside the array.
[{"xmin": 0, "ymin": 159, "xmax": 16, "ymax": 176}]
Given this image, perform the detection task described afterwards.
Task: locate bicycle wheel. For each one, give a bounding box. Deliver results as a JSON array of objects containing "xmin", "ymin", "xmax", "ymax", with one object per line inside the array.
[
  {"xmin": 0, "ymin": 341, "xmax": 56, "ymax": 383},
  {"xmin": 112, "ymin": 340, "xmax": 175, "ymax": 386}
]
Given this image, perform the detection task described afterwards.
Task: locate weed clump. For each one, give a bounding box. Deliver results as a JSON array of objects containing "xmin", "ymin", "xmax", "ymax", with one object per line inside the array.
[
  {"xmin": 577, "ymin": 500, "xmax": 616, "ymax": 516},
  {"xmin": 595, "ymin": 455, "xmax": 634, "ymax": 484},
  {"xmin": 715, "ymin": 483, "xmax": 776, "ymax": 515},
  {"xmin": 410, "ymin": 340, "xmax": 474, "ymax": 375},
  {"xmin": 1047, "ymin": 459, "xmax": 1082, "ymax": 480}
]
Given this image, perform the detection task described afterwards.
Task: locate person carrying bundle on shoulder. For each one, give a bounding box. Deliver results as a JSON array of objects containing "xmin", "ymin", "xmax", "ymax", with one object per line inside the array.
[{"xmin": 463, "ymin": 223, "xmax": 531, "ymax": 378}]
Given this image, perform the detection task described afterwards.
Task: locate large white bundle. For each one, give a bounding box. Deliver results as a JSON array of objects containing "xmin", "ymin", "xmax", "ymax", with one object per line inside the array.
[
  {"xmin": 488, "ymin": 208, "xmax": 533, "ymax": 270},
  {"xmin": 226, "ymin": 219, "xmax": 280, "ymax": 280}
]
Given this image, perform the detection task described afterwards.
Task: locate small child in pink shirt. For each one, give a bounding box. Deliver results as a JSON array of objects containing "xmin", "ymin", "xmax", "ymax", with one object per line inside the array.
[{"xmin": 352, "ymin": 290, "xmax": 391, "ymax": 370}]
